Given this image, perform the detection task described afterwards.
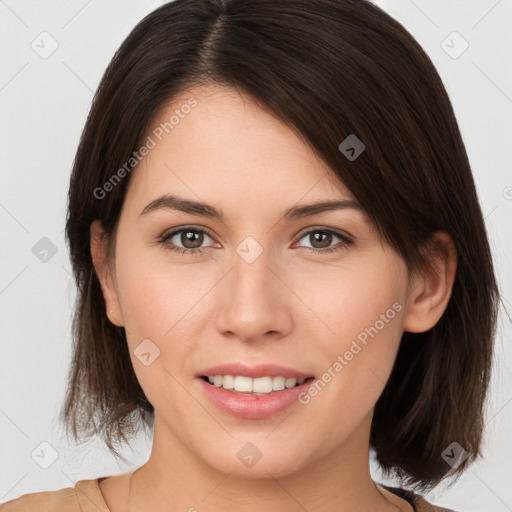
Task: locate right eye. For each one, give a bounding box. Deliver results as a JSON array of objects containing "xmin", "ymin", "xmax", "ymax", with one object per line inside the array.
[{"xmin": 159, "ymin": 227, "xmax": 219, "ymax": 256}]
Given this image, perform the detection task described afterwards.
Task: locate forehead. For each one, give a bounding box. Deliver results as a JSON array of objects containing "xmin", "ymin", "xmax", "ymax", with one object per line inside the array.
[{"xmin": 122, "ymin": 84, "xmax": 355, "ymax": 218}]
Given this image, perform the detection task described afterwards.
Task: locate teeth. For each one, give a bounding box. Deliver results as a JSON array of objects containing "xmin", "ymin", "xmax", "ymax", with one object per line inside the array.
[{"xmin": 205, "ymin": 375, "xmax": 308, "ymax": 394}]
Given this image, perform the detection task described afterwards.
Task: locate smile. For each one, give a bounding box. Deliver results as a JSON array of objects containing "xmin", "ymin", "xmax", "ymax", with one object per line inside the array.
[
  {"xmin": 202, "ymin": 375, "xmax": 314, "ymax": 395},
  {"xmin": 198, "ymin": 376, "xmax": 316, "ymax": 419}
]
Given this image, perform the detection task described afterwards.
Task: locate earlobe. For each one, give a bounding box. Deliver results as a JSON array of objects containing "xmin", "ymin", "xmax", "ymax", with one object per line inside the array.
[
  {"xmin": 90, "ymin": 220, "xmax": 124, "ymax": 327},
  {"xmin": 403, "ymin": 232, "xmax": 457, "ymax": 333}
]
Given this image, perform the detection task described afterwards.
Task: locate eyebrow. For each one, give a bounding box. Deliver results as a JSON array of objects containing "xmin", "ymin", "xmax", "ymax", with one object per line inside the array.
[{"xmin": 139, "ymin": 194, "xmax": 363, "ymax": 221}]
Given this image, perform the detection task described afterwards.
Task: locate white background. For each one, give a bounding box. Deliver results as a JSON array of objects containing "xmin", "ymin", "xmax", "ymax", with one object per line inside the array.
[{"xmin": 1, "ymin": 1, "xmax": 511, "ymax": 510}]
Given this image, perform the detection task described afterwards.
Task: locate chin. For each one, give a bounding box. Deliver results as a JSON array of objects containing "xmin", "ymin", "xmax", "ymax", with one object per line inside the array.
[{"xmin": 194, "ymin": 435, "xmax": 315, "ymax": 479}]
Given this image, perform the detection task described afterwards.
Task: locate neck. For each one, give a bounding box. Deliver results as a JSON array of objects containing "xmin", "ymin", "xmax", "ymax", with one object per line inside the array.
[{"xmin": 125, "ymin": 412, "xmax": 406, "ymax": 512}]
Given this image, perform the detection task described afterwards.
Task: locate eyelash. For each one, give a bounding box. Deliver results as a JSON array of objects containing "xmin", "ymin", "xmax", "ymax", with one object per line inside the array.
[{"xmin": 158, "ymin": 226, "xmax": 353, "ymax": 257}]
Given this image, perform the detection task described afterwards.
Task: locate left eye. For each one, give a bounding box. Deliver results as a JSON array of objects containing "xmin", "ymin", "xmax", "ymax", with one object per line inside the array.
[
  {"xmin": 294, "ymin": 229, "xmax": 352, "ymax": 253},
  {"xmin": 159, "ymin": 227, "xmax": 352, "ymax": 256}
]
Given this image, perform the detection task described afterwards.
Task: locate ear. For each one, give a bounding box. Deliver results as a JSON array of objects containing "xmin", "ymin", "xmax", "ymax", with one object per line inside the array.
[
  {"xmin": 403, "ymin": 232, "xmax": 457, "ymax": 333},
  {"xmin": 90, "ymin": 219, "xmax": 124, "ymax": 327}
]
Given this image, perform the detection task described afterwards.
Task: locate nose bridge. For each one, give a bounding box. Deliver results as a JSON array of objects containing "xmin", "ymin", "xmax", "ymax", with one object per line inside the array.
[
  {"xmin": 215, "ymin": 235, "xmax": 293, "ymax": 338},
  {"xmin": 234, "ymin": 238, "xmax": 271, "ymax": 292},
  {"xmin": 230, "ymin": 236, "xmax": 276, "ymax": 309}
]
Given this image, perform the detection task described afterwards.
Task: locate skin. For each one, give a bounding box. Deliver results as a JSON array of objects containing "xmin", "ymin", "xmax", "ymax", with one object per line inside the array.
[{"xmin": 91, "ymin": 84, "xmax": 457, "ymax": 512}]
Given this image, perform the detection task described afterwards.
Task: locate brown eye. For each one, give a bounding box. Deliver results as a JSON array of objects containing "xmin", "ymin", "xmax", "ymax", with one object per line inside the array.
[
  {"xmin": 160, "ymin": 227, "xmax": 216, "ymax": 256},
  {"xmin": 308, "ymin": 231, "xmax": 333, "ymax": 249},
  {"xmin": 180, "ymin": 230, "xmax": 204, "ymax": 249},
  {"xmin": 295, "ymin": 228, "xmax": 352, "ymax": 254}
]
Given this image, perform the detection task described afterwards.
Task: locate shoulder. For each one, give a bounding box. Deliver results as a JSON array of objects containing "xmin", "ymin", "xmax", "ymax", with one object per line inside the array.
[
  {"xmin": 379, "ymin": 483, "xmax": 461, "ymax": 512},
  {"xmin": 0, "ymin": 486, "xmax": 78, "ymax": 512},
  {"xmin": 0, "ymin": 478, "xmax": 110, "ymax": 512}
]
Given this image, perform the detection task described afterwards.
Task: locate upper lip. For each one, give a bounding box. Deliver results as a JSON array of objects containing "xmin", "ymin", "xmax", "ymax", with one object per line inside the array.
[{"xmin": 197, "ymin": 362, "xmax": 314, "ymax": 379}]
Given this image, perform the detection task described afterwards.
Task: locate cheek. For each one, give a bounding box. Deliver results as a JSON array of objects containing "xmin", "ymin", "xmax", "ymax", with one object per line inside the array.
[
  {"xmin": 118, "ymin": 272, "xmax": 174, "ymax": 339},
  {"xmin": 297, "ymin": 253, "xmax": 406, "ymax": 352},
  {"xmin": 300, "ymin": 256, "xmax": 407, "ymax": 417},
  {"xmin": 113, "ymin": 247, "xmax": 217, "ymax": 389},
  {"xmin": 113, "ymin": 263, "xmax": 197, "ymax": 410},
  {"xmin": 114, "ymin": 239, "xmax": 207, "ymax": 338}
]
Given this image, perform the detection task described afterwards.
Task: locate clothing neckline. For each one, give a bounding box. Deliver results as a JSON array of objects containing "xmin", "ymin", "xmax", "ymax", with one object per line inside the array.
[
  {"xmin": 79, "ymin": 476, "xmax": 418, "ymax": 512},
  {"xmin": 378, "ymin": 483, "xmax": 417, "ymax": 512},
  {"xmin": 74, "ymin": 477, "xmax": 111, "ymax": 512}
]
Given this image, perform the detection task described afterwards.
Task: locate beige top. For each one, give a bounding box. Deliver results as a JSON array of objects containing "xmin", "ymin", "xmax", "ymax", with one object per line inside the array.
[{"xmin": 0, "ymin": 477, "xmax": 457, "ymax": 512}]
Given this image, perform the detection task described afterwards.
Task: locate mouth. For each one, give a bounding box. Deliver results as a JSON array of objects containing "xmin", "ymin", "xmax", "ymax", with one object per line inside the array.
[
  {"xmin": 197, "ymin": 372, "xmax": 317, "ymax": 419},
  {"xmin": 200, "ymin": 375, "xmax": 316, "ymax": 396}
]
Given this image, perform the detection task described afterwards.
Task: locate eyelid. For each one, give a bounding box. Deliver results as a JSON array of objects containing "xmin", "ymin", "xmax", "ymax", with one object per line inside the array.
[
  {"xmin": 292, "ymin": 226, "xmax": 353, "ymax": 246},
  {"xmin": 161, "ymin": 224, "xmax": 216, "ymax": 240},
  {"xmin": 160, "ymin": 225, "xmax": 352, "ymax": 245},
  {"xmin": 159, "ymin": 224, "xmax": 353, "ymax": 257}
]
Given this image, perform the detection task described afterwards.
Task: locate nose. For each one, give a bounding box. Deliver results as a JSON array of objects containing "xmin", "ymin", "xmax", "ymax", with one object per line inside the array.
[{"xmin": 214, "ymin": 245, "xmax": 294, "ymax": 342}]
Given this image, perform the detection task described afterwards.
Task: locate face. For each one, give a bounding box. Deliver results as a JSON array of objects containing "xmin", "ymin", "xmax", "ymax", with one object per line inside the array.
[{"xmin": 95, "ymin": 84, "xmax": 416, "ymax": 478}]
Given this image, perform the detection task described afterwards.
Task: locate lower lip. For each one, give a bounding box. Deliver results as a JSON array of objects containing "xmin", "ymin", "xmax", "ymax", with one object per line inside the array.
[{"xmin": 197, "ymin": 377, "xmax": 315, "ymax": 419}]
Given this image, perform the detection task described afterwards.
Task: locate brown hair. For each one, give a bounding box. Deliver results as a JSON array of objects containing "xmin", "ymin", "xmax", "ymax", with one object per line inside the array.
[{"xmin": 61, "ymin": 0, "xmax": 499, "ymax": 493}]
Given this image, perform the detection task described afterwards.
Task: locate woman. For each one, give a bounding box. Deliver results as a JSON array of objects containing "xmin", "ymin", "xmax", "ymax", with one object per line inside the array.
[{"xmin": 1, "ymin": 0, "xmax": 498, "ymax": 511}]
